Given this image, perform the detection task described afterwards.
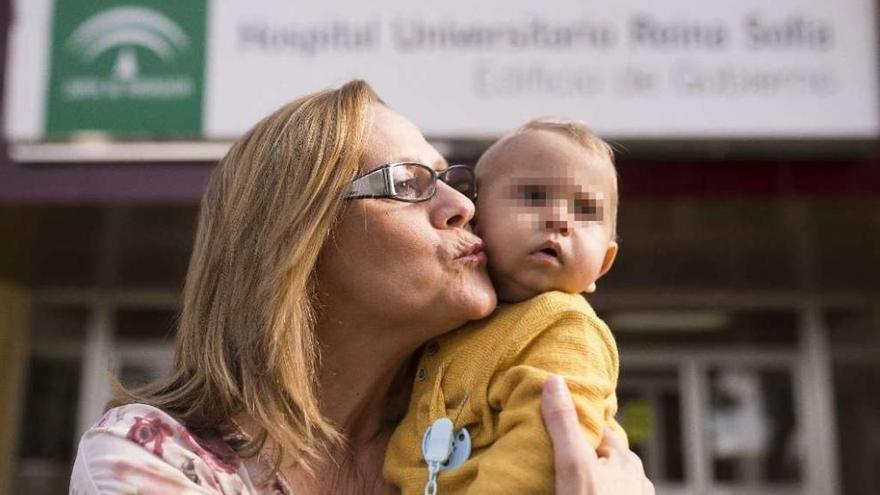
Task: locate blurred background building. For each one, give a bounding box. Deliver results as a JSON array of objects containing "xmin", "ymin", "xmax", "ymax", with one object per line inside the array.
[{"xmin": 0, "ymin": 1, "xmax": 878, "ymax": 494}]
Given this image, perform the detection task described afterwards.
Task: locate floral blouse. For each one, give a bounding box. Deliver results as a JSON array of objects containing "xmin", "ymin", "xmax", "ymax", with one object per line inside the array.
[{"xmin": 70, "ymin": 404, "xmax": 291, "ymax": 494}]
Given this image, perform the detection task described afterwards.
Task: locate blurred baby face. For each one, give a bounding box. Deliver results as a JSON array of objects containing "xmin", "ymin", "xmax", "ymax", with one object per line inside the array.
[{"xmin": 475, "ymin": 130, "xmax": 618, "ymax": 302}]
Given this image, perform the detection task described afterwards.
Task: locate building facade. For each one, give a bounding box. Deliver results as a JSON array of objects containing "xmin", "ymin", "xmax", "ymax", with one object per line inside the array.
[{"xmin": 1, "ymin": 1, "xmax": 879, "ymax": 494}]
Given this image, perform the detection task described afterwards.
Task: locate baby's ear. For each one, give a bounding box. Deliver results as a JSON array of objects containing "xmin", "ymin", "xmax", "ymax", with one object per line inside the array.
[
  {"xmin": 599, "ymin": 241, "xmax": 619, "ymax": 277},
  {"xmin": 586, "ymin": 243, "xmax": 618, "ymax": 293}
]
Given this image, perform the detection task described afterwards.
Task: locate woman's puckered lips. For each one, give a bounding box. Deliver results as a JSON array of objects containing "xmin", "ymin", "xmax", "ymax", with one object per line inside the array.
[{"xmin": 455, "ymin": 239, "xmax": 488, "ymax": 263}]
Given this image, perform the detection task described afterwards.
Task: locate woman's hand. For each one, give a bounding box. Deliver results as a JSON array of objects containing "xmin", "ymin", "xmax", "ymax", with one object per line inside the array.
[{"xmin": 542, "ymin": 375, "xmax": 655, "ymax": 495}]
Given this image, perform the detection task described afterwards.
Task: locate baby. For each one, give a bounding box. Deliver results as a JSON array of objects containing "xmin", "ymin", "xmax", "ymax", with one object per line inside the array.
[{"xmin": 384, "ymin": 118, "xmax": 626, "ymax": 494}]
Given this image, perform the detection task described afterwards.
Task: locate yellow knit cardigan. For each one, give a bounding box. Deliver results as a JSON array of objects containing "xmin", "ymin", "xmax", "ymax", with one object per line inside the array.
[{"xmin": 383, "ymin": 291, "xmax": 626, "ymax": 495}]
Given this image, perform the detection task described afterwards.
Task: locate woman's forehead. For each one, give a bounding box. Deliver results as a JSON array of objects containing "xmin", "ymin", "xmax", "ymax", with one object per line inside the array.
[{"xmin": 360, "ymin": 104, "xmax": 447, "ymax": 172}]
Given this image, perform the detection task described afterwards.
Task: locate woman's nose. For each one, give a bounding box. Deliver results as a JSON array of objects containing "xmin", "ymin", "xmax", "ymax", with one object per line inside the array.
[{"xmin": 431, "ymin": 181, "xmax": 476, "ymax": 229}]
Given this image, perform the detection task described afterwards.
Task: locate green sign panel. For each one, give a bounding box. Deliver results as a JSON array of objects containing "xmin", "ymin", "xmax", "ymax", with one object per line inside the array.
[{"xmin": 46, "ymin": 1, "xmax": 207, "ymax": 137}]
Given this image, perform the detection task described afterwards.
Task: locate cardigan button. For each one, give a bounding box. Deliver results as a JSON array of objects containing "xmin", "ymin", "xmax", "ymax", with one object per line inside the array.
[
  {"xmin": 425, "ymin": 342, "xmax": 439, "ymax": 356},
  {"xmin": 417, "ymin": 368, "xmax": 428, "ymax": 381}
]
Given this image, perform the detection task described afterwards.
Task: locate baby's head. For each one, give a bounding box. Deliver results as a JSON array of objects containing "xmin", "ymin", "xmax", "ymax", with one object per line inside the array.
[{"xmin": 475, "ymin": 118, "xmax": 619, "ymax": 303}]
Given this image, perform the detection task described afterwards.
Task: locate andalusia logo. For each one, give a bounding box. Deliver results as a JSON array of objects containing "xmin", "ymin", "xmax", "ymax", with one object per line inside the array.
[{"xmin": 46, "ymin": 1, "xmax": 207, "ymax": 137}]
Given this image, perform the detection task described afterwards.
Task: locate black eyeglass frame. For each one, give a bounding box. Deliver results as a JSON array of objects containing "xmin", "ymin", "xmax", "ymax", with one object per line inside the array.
[{"xmin": 344, "ymin": 162, "xmax": 476, "ymax": 203}]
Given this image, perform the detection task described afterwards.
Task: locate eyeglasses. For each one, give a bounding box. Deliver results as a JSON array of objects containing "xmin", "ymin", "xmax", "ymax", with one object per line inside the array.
[{"xmin": 344, "ymin": 162, "xmax": 476, "ymax": 203}]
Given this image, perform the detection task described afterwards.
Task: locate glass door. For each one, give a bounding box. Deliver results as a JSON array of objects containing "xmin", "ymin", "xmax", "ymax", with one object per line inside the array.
[
  {"xmin": 608, "ymin": 307, "xmax": 820, "ymax": 495},
  {"xmin": 619, "ymin": 354, "xmax": 805, "ymax": 495}
]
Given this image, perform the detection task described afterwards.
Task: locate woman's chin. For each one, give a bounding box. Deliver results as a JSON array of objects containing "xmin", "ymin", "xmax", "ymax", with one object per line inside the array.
[
  {"xmin": 481, "ymin": 288, "xmax": 499, "ymax": 315},
  {"xmin": 461, "ymin": 279, "xmax": 498, "ymax": 320}
]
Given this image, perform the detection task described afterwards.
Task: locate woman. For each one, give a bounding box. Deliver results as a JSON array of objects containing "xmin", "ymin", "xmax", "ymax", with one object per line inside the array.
[{"xmin": 70, "ymin": 80, "xmax": 652, "ymax": 494}]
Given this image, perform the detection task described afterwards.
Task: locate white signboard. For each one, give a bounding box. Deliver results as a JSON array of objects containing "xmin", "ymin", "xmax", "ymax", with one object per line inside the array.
[{"xmin": 6, "ymin": 0, "xmax": 879, "ymax": 142}]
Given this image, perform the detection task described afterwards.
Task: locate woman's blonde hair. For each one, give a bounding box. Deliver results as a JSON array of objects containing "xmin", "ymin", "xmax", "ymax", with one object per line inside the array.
[{"xmin": 110, "ymin": 80, "xmax": 381, "ymax": 473}]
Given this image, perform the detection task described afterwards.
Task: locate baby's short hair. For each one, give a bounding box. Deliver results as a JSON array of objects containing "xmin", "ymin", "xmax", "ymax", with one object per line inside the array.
[
  {"xmin": 518, "ymin": 117, "xmax": 616, "ymax": 166},
  {"xmin": 477, "ymin": 117, "xmax": 619, "ymax": 236}
]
